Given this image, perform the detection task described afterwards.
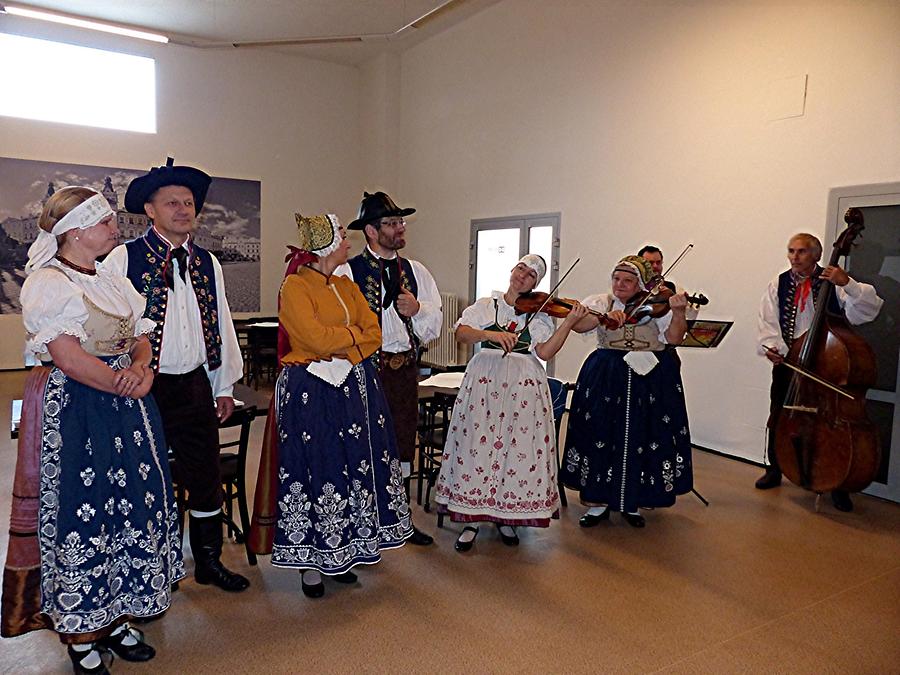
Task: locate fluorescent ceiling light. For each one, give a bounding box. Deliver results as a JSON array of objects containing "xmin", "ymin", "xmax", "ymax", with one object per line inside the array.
[{"xmin": 0, "ymin": 3, "xmax": 169, "ymax": 43}]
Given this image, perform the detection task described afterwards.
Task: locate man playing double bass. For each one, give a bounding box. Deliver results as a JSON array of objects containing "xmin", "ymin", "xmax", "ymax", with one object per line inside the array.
[{"xmin": 756, "ymin": 233, "xmax": 883, "ymax": 511}]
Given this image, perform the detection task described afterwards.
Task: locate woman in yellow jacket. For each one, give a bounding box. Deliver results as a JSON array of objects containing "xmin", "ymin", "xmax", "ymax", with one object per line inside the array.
[{"xmin": 270, "ymin": 214, "xmax": 413, "ymax": 598}]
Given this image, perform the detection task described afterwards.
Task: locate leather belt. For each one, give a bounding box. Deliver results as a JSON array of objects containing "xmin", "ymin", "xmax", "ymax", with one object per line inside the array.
[{"xmin": 383, "ymin": 349, "xmax": 416, "ymax": 370}]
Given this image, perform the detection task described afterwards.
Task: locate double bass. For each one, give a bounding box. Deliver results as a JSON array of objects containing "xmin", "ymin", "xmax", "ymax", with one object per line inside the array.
[{"xmin": 773, "ymin": 208, "xmax": 881, "ymax": 495}]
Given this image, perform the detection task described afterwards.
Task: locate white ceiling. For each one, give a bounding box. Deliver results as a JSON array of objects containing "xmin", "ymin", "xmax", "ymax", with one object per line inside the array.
[{"xmin": 0, "ymin": 0, "xmax": 498, "ymax": 64}]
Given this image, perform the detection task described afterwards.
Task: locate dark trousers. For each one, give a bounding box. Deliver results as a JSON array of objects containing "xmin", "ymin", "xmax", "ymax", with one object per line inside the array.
[
  {"xmin": 765, "ymin": 364, "xmax": 792, "ymax": 470},
  {"xmin": 152, "ymin": 367, "xmax": 223, "ymax": 511},
  {"xmin": 379, "ymin": 360, "xmax": 419, "ymax": 463}
]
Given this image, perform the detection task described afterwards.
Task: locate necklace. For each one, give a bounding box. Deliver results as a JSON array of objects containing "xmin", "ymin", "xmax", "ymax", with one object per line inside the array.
[{"xmin": 55, "ymin": 254, "xmax": 97, "ymax": 276}]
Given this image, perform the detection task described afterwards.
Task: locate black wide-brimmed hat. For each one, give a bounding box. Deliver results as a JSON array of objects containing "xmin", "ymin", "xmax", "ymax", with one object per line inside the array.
[
  {"xmin": 124, "ymin": 157, "xmax": 212, "ymax": 215},
  {"xmin": 347, "ymin": 191, "xmax": 415, "ymax": 230}
]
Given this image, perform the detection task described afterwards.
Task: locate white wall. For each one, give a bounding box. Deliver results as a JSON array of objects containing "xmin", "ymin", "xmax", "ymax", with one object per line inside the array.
[
  {"xmin": 395, "ymin": 0, "xmax": 900, "ymax": 461},
  {"xmin": 0, "ymin": 16, "xmax": 363, "ymax": 368}
]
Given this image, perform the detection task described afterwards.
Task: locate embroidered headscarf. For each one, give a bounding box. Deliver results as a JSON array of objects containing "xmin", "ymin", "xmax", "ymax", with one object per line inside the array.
[
  {"xmin": 516, "ymin": 254, "xmax": 547, "ymax": 285},
  {"xmin": 25, "ymin": 190, "xmax": 114, "ymax": 275},
  {"xmin": 613, "ymin": 255, "xmax": 654, "ymax": 291}
]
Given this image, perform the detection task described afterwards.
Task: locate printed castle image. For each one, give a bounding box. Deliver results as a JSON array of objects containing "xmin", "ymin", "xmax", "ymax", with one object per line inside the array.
[{"xmin": 0, "ymin": 177, "xmax": 261, "ymax": 314}]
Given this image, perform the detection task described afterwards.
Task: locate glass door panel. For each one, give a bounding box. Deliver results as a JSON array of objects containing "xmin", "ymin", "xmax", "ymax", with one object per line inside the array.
[{"xmin": 475, "ymin": 227, "xmax": 521, "ymax": 300}]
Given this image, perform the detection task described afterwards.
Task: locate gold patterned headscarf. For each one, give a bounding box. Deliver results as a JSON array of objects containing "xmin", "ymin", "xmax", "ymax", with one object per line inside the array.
[
  {"xmin": 613, "ymin": 255, "xmax": 654, "ymax": 290},
  {"xmin": 294, "ymin": 213, "xmax": 342, "ymax": 257}
]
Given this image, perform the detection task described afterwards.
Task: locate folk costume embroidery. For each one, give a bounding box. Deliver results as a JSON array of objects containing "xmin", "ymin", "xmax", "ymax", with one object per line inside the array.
[{"xmin": 124, "ymin": 227, "xmax": 222, "ymax": 372}]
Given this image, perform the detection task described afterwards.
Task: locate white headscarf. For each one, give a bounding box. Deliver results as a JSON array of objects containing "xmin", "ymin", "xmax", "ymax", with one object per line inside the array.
[
  {"xmin": 517, "ymin": 254, "xmax": 547, "ymax": 285},
  {"xmin": 25, "ymin": 192, "xmax": 115, "ymax": 275}
]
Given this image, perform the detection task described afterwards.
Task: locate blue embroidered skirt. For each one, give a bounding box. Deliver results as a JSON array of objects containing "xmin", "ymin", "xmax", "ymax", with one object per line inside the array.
[
  {"xmin": 560, "ymin": 349, "xmax": 693, "ymax": 513},
  {"xmin": 38, "ymin": 357, "xmax": 185, "ymax": 636},
  {"xmin": 271, "ymin": 361, "xmax": 413, "ymax": 574}
]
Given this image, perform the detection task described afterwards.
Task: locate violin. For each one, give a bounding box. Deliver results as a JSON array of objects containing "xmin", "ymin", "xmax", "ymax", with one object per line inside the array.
[
  {"xmin": 623, "ymin": 281, "xmax": 709, "ymax": 325},
  {"xmin": 514, "ymin": 292, "xmax": 621, "ymax": 329}
]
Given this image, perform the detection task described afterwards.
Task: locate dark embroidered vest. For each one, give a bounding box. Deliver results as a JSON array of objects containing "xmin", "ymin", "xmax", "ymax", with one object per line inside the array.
[
  {"xmin": 776, "ymin": 267, "xmax": 842, "ymax": 344},
  {"xmin": 124, "ymin": 227, "xmax": 223, "ymax": 371},
  {"xmin": 348, "ymin": 248, "xmax": 419, "ymax": 368},
  {"xmin": 480, "ymin": 298, "xmax": 532, "ymax": 354}
]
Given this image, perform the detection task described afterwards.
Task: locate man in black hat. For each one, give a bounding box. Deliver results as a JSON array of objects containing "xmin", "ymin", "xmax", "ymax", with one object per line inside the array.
[
  {"xmin": 103, "ymin": 158, "xmax": 250, "ymax": 591},
  {"xmin": 336, "ymin": 191, "xmax": 443, "ymax": 546}
]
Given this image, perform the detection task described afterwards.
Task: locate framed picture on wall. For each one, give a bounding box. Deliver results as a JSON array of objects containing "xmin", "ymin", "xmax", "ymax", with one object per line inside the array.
[{"xmin": 0, "ymin": 156, "xmax": 262, "ymax": 314}]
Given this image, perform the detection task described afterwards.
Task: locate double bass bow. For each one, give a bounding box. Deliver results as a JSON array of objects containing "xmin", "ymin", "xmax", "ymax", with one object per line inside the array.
[{"xmin": 773, "ymin": 208, "xmax": 882, "ymax": 496}]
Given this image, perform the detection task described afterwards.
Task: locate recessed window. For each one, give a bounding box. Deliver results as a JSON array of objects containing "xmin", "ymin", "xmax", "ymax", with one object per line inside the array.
[{"xmin": 0, "ymin": 33, "xmax": 156, "ymax": 133}]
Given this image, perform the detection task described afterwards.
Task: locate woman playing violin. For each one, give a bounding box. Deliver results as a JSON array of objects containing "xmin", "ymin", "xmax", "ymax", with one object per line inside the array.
[
  {"xmin": 434, "ymin": 254, "xmax": 588, "ymax": 551},
  {"xmin": 560, "ymin": 255, "xmax": 693, "ymax": 528}
]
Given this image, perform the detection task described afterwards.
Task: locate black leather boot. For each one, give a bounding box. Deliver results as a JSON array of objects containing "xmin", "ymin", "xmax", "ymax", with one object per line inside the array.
[{"xmin": 189, "ymin": 514, "xmax": 250, "ymax": 592}]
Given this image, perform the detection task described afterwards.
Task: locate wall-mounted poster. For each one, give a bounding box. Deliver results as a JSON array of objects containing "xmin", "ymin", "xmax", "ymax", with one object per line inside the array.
[{"xmin": 0, "ymin": 156, "xmax": 261, "ymax": 313}]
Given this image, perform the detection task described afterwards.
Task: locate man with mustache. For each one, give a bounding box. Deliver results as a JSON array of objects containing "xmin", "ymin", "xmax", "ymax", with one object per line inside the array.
[{"xmin": 104, "ymin": 158, "xmax": 250, "ymax": 591}]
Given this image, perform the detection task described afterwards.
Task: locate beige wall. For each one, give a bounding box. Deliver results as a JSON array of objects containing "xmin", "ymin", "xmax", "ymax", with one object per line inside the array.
[
  {"xmin": 395, "ymin": 0, "xmax": 900, "ymax": 460},
  {"xmin": 0, "ymin": 16, "xmax": 363, "ymax": 368}
]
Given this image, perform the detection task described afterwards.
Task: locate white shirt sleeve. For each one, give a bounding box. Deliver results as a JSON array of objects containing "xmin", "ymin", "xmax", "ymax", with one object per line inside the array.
[
  {"xmin": 455, "ymin": 297, "xmax": 495, "ymax": 330},
  {"xmin": 206, "ymin": 254, "xmax": 245, "ymax": 399},
  {"xmin": 410, "ymin": 260, "xmax": 443, "ymax": 344},
  {"xmin": 837, "ymin": 277, "xmax": 884, "ymax": 325},
  {"xmin": 528, "ymin": 312, "xmax": 556, "ymax": 349},
  {"xmin": 20, "ymin": 269, "xmax": 89, "ymax": 356},
  {"xmin": 757, "ymin": 279, "xmax": 786, "ymax": 357}
]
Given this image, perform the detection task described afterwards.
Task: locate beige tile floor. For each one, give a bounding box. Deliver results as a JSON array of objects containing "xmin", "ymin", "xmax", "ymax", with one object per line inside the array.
[{"xmin": 0, "ymin": 369, "xmax": 898, "ymax": 674}]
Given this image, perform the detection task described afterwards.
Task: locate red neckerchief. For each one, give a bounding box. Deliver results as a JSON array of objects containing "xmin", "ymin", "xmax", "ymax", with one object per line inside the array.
[{"xmin": 793, "ymin": 274, "xmax": 812, "ymax": 312}]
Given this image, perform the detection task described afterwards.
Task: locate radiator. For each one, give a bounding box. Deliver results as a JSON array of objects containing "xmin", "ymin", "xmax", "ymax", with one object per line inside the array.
[{"xmin": 421, "ymin": 292, "xmax": 462, "ymax": 367}]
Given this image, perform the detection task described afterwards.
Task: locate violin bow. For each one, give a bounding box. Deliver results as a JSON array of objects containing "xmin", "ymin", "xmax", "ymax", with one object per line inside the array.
[
  {"xmin": 764, "ymin": 348, "xmax": 855, "ymax": 400},
  {"xmin": 624, "ymin": 243, "xmax": 693, "ymax": 322}
]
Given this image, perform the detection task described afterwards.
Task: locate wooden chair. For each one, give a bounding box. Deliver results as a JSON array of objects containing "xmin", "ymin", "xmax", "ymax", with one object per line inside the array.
[
  {"xmin": 169, "ymin": 405, "xmax": 259, "ymax": 566},
  {"xmin": 547, "ymin": 377, "xmax": 575, "ymax": 507}
]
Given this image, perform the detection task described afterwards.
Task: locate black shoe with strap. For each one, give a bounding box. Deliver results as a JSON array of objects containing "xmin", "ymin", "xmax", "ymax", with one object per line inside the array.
[
  {"xmin": 97, "ymin": 625, "xmax": 155, "ymax": 662},
  {"xmin": 189, "ymin": 514, "xmax": 251, "ymax": 592},
  {"xmin": 496, "ymin": 523, "xmax": 519, "ymax": 546},
  {"xmin": 579, "ymin": 508, "xmax": 610, "ymax": 528},
  {"xmin": 454, "ymin": 526, "xmax": 479, "ymax": 552},
  {"xmin": 622, "ymin": 512, "xmax": 646, "ymax": 528},
  {"xmin": 300, "ymin": 571, "xmax": 325, "ymax": 598},
  {"xmin": 67, "ymin": 645, "xmax": 113, "ymax": 675},
  {"xmin": 333, "ymin": 570, "xmax": 358, "ymax": 584}
]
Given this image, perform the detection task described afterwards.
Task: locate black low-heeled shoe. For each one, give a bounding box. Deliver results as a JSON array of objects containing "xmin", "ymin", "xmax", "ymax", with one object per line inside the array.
[
  {"xmin": 454, "ymin": 526, "xmax": 479, "ymax": 552},
  {"xmin": 97, "ymin": 625, "xmax": 155, "ymax": 662},
  {"xmin": 301, "ymin": 572, "xmax": 325, "ymax": 598},
  {"xmin": 578, "ymin": 509, "xmax": 610, "ymax": 528},
  {"xmin": 496, "ymin": 524, "xmax": 519, "ymax": 546},
  {"xmin": 622, "ymin": 512, "xmax": 646, "ymax": 528},
  {"xmin": 333, "ymin": 571, "xmax": 358, "ymax": 584},
  {"xmin": 67, "ymin": 645, "xmax": 112, "ymax": 675}
]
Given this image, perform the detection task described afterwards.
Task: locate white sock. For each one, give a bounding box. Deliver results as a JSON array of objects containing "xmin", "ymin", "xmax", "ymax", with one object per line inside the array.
[
  {"xmin": 190, "ymin": 508, "xmax": 221, "ymax": 518},
  {"xmin": 302, "ymin": 570, "xmax": 322, "ymax": 585},
  {"xmin": 498, "ymin": 525, "xmax": 516, "ymax": 538},
  {"xmin": 110, "ymin": 622, "xmax": 139, "ymax": 646},
  {"xmin": 458, "ymin": 526, "xmax": 479, "ymax": 544},
  {"xmin": 586, "ymin": 506, "xmax": 608, "ymax": 516},
  {"xmin": 70, "ymin": 644, "xmax": 102, "ymax": 669},
  {"xmin": 401, "ymin": 462, "xmax": 412, "ymax": 479}
]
